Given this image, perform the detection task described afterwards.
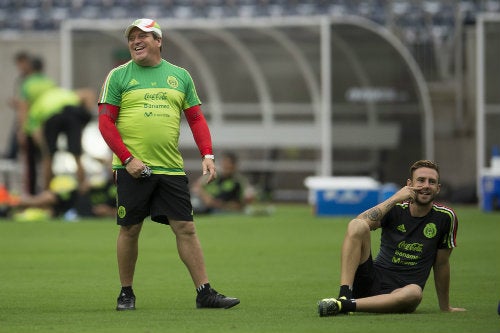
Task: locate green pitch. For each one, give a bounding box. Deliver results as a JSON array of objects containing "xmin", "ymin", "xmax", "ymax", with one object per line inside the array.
[{"xmin": 0, "ymin": 204, "xmax": 498, "ymax": 333}]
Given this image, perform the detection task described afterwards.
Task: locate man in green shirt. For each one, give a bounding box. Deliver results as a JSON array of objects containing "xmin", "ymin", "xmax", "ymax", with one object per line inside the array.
[
  {"xmin": 98, "ymin": 18, "xmax": 239, "ymax": 311},
  {"xmin": 16, "ymin": 56, "xmax": 55, "ymax": 194}
]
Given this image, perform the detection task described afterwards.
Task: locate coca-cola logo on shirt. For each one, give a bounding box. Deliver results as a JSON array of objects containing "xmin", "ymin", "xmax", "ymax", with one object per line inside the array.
[{"xmin": 144, "ymin": 92, "xmax": 167, "ymax": 101}]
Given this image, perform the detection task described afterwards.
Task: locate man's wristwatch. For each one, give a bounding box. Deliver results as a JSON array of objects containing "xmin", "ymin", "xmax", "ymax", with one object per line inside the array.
[{"xmin": 202, "ymin": 154, "xmax": 215, "ymax": 160}]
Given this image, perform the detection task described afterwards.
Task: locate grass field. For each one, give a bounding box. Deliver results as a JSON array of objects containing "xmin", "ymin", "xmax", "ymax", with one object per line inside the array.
[{"xmin": 0, "ymin": 204, "xmax": 499, "ymax": 333}]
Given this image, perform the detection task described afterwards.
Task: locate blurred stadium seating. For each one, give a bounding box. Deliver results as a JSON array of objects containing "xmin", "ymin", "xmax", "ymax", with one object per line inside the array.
[
  {"xmin": 0, "ymin": 1, "xmax": 497, "ymax": 33},
  {"xmin": 0, "ymin": 0, "xmax": 499, "ymax": 82}
]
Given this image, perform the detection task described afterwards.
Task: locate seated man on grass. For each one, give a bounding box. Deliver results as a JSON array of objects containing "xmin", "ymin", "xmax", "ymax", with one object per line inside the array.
[
  {"xmin": 318, "ymin": 160, "xmax": 466, "ymax": 316},
  {"xmin": 191, "ymin": 152, "xmax": 250, "ymax": 214}
]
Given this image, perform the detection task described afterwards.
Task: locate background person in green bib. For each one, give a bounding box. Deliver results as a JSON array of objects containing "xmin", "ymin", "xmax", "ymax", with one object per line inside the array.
[
  {"xmin": 98, "ymin": 18, "xmax": 239, "ymax": 311},
  {"xmin": 27, "ymin": 86, "xmax": 92, "ymax": 191},
  {"xmin": 16, "ymin": 56, "xmax": 93, "ymax": 193},
  {"xmin": 16, "ymin": 56, "xmax": 56, "ymax": 194}
]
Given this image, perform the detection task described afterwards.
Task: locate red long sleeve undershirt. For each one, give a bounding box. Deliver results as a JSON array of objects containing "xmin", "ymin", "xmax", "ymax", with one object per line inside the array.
[
  {"xmin": 183, "ymin": 104, "xmax": 213, "ymax": 156},
  {"xmin": 98, "ymin": 103, "xmax": 213, "ymax": 164}
]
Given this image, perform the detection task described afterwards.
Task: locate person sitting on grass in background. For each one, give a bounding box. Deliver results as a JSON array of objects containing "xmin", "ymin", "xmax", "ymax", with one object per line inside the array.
[
  {"xmin": 10, "ymin": 174, "xmax": 79, "ymax": 221},
  {"xmin": 73, "ymin": 161, "xmax": 118, "ymax": 219},
  {"xmin": 191, "ymin": 152, "xmax": 250, "ymax": 214},
  {"xmin": 318, "ymin": 160, "xmax": 466, "ymax": 316}
]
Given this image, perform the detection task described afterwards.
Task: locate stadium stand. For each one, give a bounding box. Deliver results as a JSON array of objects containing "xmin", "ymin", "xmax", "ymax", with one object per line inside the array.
[
  {"xmin": 0, "ymin": 1, "xmax": 497, "ymax": 33},
  {"xmin": 0, "ymin": 1, "xmax": 498, "ymax": 81},
  {"xmin": 0, "ymin": 1, "xmax": 497, "ymax": 88}
]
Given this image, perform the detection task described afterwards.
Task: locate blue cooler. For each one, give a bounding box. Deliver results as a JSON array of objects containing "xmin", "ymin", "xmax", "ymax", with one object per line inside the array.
[
  {"xmin": 379, "ymin": 183, "xmax": 398, "ymax": 202},
  {"xmin": 304, "ymin": 177, "xmax": 380, "ymax": 216},
  {"xmin": 481, "ymin": 174, "xmax": 500, "ymax": 212}
]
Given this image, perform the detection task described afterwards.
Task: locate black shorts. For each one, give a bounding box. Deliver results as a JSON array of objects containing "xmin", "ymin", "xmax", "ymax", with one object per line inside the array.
[
  {"xmin": 43, "ymin": 105, "xmax": 90, "ymax": 156},
  {"xmin": 352, "ymin": 255, "xmax": 381, "ymax": 298},
  {"xmin": 115, "ymin": 170, "xmax": 193, "ymax": 226},
  {"xmin": 353, "ymin": 254, "xmax": 404, "ymax": 298}
]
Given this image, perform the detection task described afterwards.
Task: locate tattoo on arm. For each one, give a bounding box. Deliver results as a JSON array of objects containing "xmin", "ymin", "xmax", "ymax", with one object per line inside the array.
[
  {"xmin": 365, "ymin": 199, "xmax": 397, "ymax": 221},
  {"xmin": 383, "ymin": 200, "xmax": 395, "ymax": 211},
  {"xmin": 364, "ymin": 207, "xmax": 382, "ymax": 221}
]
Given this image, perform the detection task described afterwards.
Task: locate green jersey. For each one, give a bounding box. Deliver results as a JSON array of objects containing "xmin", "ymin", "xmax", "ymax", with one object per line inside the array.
[
  {"xmin": 98, "ymin": 59, "xmax": 201, "ymax": 175},
  {"xmin": 21, "ymin": 73, "xmax": 56, "ymax": 104}
]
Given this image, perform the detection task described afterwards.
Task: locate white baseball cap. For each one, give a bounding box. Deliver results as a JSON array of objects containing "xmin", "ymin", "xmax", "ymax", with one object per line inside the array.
[{"xmin": 125, "ymin": 18, "xmax": 162, "ymax": 38}]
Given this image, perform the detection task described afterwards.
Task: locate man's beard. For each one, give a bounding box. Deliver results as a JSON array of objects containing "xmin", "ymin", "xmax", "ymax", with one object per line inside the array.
[{"xmin": 413, "ymin": 192, "xmax": 435, "ymax": 205}]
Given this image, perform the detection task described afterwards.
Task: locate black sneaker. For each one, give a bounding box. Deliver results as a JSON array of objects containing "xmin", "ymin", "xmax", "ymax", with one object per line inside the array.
[
  {"xmin": 317, "ymin": 297, "xmax": 342, "ymax": 317},
  {"xmin": 196, "ymin": 288, "xmax": 240, "ymax": 309},
  {"xmin": 116, "ymin": 291, "xmax": 136, "ymax": 311}
]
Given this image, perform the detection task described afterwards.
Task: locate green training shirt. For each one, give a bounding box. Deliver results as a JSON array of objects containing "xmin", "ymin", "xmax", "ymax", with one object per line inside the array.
[
  {"xmin": 21, "ymin": 73, "xmax": 56, "ymax": 104},
  {"xmin": 98, "ymin": 59, "xmax": 201, "ymax": 175}
]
